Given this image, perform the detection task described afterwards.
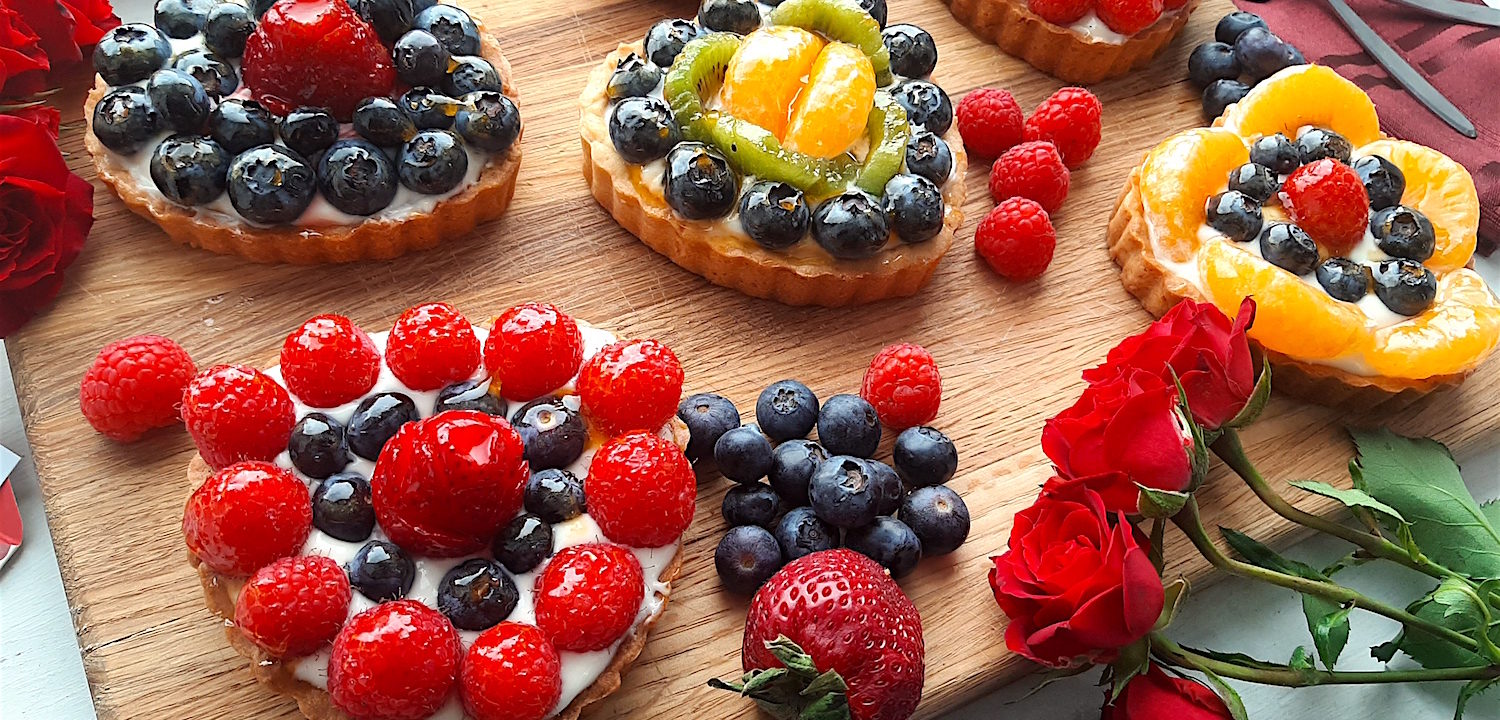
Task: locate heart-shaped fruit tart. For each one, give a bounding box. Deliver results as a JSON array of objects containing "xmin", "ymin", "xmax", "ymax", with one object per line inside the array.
[
  {"xmin": 1110, "ymin": 64, "xmax": 1499, "ymax": 401},
  {"xmin": 580, "ymin": 0, "xmax": 968, "ymax": 307},
  {"xmin": 84, "ymin": 0, "xmax": 523, "ymax": 264},
  {"xmin": 179, "ymin": 302, "xmax": 695, "ymax": 720}
]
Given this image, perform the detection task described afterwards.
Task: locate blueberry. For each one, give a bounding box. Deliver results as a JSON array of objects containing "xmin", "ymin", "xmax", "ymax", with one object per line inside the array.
[
  {"xmin": 859, "ymin": 0, "xmax": 887, "ymax": 27},
  {"xmin": 491, "ymin": 513, "xmax": 552, "ymax": 574},
  {"xmin": 755, "ymin": 379, "xmax": 819, "ymax": 442},
  {"xmin": 399, "ymin": 86, "xmax": 460, "ymax": 130},
  {"xmin": 898, "ymin": 485, "xmax": 969, "ymax": 556},
  {"xmin": 456, "ymin": 90, "xmax": 519, "ymax": 153},
  {"xmin": 768, "ymin": 439, "xmax": 826, "ymax": 507},
  {"xmin": 445, "ymin": 56, "xmax": 502, "ymax": 96},
  {"xmin": 1258, "ymin": 223, "xmax": 1318, "ymax": 276},
  {"xmin": 317, "ymin": 138, "xmax": 398, "ymax": 216},
  {"xmin": 1215, "ymin": 11, "xmax": 1268, "ymax": 44},
  {"xmin": 150, "ymin": 135, "xmax": 229, "ymax": 205},
  {"xmin": 607, "ymin": 52, "xmax": 662, "ymax": 99},
  {"xmin": 1296, "ymin": 127, "xmax": 1352, "ymax": 165},
  {"xmin": 883, "ymin": 24, "xmax": 936, "ymax": 79},
  {"xmin": 1353, "ymin": 155, "xmax": 1406, "ymax": 210},
  {"xmin": 312, "ymin": 471, "xmax": 376, "ymax": 542},
  {"xmin": 893, "ymin": 426, "xmax": 956, "ymax": 487},
  {"xmin": 739, "ymin": 181, "xmax": 810, "ymax": 251},
  {"xmin": 352, "ymin": 0, "xmax": 415, "ymax": 44},
  {"xmin": 773, "ymin": 506, "xmax": 838, "ymax": 562},
  {"xmin": 813, "ymin": 191, "xmax": 890, "ymax": 260},
  {"xmin": 1205, "ymin": 191, "xmax": 1264, "ymax": 243},
  {"xmin": 511, "ymin": 397, "xmax": 586, "ymax": 470},
  {"xmin": 609, "ymin": 97, "xmax": 680, "ymax": 164},
  {"xmin": 883, "ymin": 174, "xmax": 944, "ymax": 244},
  {"xmin": 202, "ymin": 3, "xmax": 255, "ymax": 58},
  {"xmin": 715, "ymin": 425, "xmax": 774, "ymax": 484},
  {"xmin": 1372, "ymin": 259, "xmax": 1437, "ymax": 316},
  {"xmin": 93, "ymin": 87, "xmax": 161, "ymax": 155},
  {"xmin": 1371, "ymin": 205, "xmax": 1436, "ymax": 263},
  {"xmin": 249, "ymin": 0, "xmax": 276, "ymax": 16},
  {"xmin": 436, "ymin": 379, "xmax": 506, "ymax": 415},
  {"xmin": 410, "ymin": 0, "xmax": 436, "ymax": 13},
  {"xmin": 1249, "ymin": 133, "xmax": 1299, "ymax": 174},
  {"xmin": 347, "ymin": 540, "xmax": 414, "ymax": 601},
  {"xmin": 676, "ymin": 392, "xmax": 741, "ymax": 463},
  {"xmin": 524, "ymin": 468, "xmax": 586, "ymax": 523},
  {"xmin": 155, "ymin": 0, "xmax": 215, "ymax": 38},
  {"xmin": 867, "ymin": 459, "xmax": 903, "ymax": 516},
  {"xmin": 346, "ymin": 392, "xmax": 420, "ymax": 460},
  {"xmin": 1202, "ymin": 79, "xmax": 1250, "ymax": 120},
  {"xmin": 279, "ymin": 107, "xmax": 338, "ymax": 158},
  {"xmin": 809, "ymin": 455, "xmax": 880, "ymax": 529},
  {"xmin": 227, "ymin": 145, "xmax": 316, "ymax": 224},
  {"xmin": 1315, "ymin": 257, "xmax": 1370, "ymax": 303},
  {"xmin": 816, "ymin": 393, "xmax": 881, "ymax": 458},
  {"xmin": 1227, "ymin": 162, "xmax": 1279, "ymax": 204},
  {"xmin": 665, "ymin": 142, "xmax": 737, "ymax": 219},
  {"xmin": 413, "ymin": 4, "xmax": 480, "ymax": 55},
  {"xmin": 698, "ymin": 0, "xmax": 760, "ymax": 34},
  {"xmin": 146, "ymin": 69, "xmax": 210, "ymax": 134},
  {"xmin": 904, "ymin": 129, "xmax": 952, "ymax": 184},
  {"xmin": 210, "ymin": 98, "xmax": 275, "ymax": 154},
  {"xmin": 644, "ymin": 19, "xmax": 699, "ymax": 67},
  {"xmin": 436, "ymin": 558, "xmax": 517, "ymax": 631},
  {"xmin": 1233, "ymin": 27, "xmax": 1300, "ymax": 82},
  {"xmin": 399, "ymin": 129, "xmax": 469, "ymax": 194},
  {"xmin": 1187, "ymin": 42, "xmax": 1239, "ymax": 88},
  {"xmin": 891, "ymin": 79, "xmax": 952, "ymax": 133},
  {"xmin": 845, "ymin": 516, "xmax": 920, "ymax": 578},
  {"xmin": 288, "ymin": 412, "xmax": 349, "ymax": 479},
  {"xmin": 715, "ymin": 525, "xmax": 783, "ymax": 595},
  {"xmin": 172, "ymin": 50, "xmax": 238, "ymax": 96},
  {"xmin": 722, "ymin": 481, "xmax": 781, "ymax": 529},
  {"xmin": 353, "ymin": 96, "xmax": 416, "ymax": 146},
  {"xmin": 393, "ymin": 29, "xmax": 450, "ymax": 87},
  {"xmin": 94, "ymin": 23, "xmax": 172, "ymax": 86}
]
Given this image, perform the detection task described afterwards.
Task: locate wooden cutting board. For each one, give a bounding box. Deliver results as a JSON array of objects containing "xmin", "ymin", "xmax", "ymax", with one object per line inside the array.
[{"xmin": 10, "ymin": 0, "xmax": 1500, "ymax": 717}]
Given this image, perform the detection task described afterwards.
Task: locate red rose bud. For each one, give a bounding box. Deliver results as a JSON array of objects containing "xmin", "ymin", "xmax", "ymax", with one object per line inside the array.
[{"xmin": 1102, "ymin": 664, "xmax": 1234, "ymax": 720}]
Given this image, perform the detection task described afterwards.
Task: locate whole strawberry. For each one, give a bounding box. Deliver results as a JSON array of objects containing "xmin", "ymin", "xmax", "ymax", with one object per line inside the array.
[
  {"xmin": 242, "ymin": 0, "xmax": 397, "ymax": 119},
  {"xmin": 1024, "ymin": 87, "xmax": 1103, "ymax": 169},
  {"xmin": 482, "ymin": 302, "xmax": 584, "ymax": 402},
  {"xmin": 329, "ymin": 600, "xmax": 461, "ymax": 720},
  {"xmin": 235, "ymin": 555, "xmax": 350, "ymax": 657},
  {"xmin": 79, "ymin": 334, "xmax": 197, "ymax": 441},
  {"xmin": 533, "ymin": 543, "xmax": 644, "ymax": 652},
  {"xmin": 711, "ymin": 549, "xmax": 925, "ymax": 720},
  {"xmin": 181, "ymin": 364, "xmax": 295, "ymax": 469},
  {"xmin": 461, "ymin": 622, "xmax": 562, "ymax": 720},
  {"xmin": 1281, "ymin": 158, "xmax": 1370, "ymax": 255},
  {"xmin": 861, "ymin": 343, "xmax": 942, "ymax": 429},
  {"xmin": 386, "ymin": 302, "xmax": 480, "ymax": 391},
  {"xmin": 183, "ymin": 461, "xmax": 311, "ymax": 576},
  {"xmin": 586, "ymin": 431, "xmax": 696, "ymax": 547},
  {"xmin": 578, "ymin": 338, "xmax": 684, "ymax": 436},
  {"xmin": 988, "ymin": 140, "xmax": 1069, "ymax": 213},
  {"xmin": 280, "ymin": 313, "xmax": 380, "ymax": 408}
]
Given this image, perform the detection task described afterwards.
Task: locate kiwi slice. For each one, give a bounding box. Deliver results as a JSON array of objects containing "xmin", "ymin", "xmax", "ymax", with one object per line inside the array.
[
  {"xmin": 664, "ymin": 32, "xmax": 741, "ymax": 134},
  {"xmin": 851, "ymin": 93, "xmax": 910, "ymax": 195},
  {"xmin": 768, "ymin": 0, "xmax": 894, "ymax": 86}
]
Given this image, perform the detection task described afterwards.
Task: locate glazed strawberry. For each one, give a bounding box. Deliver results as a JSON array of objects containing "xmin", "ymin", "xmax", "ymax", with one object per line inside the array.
[
  {"xmin": 234, "ymin": 555, "xmax": 350, "ymax": 657},
  {"xmin": 1096, "ymin": 0, "xmax": 1165, "ymax": 36},
  {"xmin": 861, "ymin": 343, "xmax": 942, "ymax": 430},
  {"xmin": 329, "ymin": 600, "xmax": 462, "ymax": 720},
  {"xmin": 182, "ymin": 461, "xmax": 311, "ymax": 576},
  {"xmin": 533, "ymin": 543, "xmax": 644, "ymax": 652},
  {"xmin": 182, "ymin": 364, "xmax": 296, "ymax": 469},
  {"xmin": 79, "ymin": 334, "xmax": 197, "ymax": 442},
  {"xmin": 975, "ymin": 197, "xmax": 1057, "ymax": 281},
  {"xmin": 461, "ymin": 622, "xmax": 562, "ymax": 720},
  {"xmin": 1024, "ymin": 87, "xmax": 1103, "ymax": 169},
  {"xmin": 713, "ymin": 549, "xmax": 924, "ymax": 720},
  {"xmin": 577, "ymin": 338, "xmax": 684, "ymax": 436},
  {"xmin": 586, "ymin": 431, "xmax": 696, "ymax": 547},
  {"xmin": 954, "ymin": 87, "xmax": 1024, "ymax": 159},
  {"xmin": 482, "ymin": 302, "xmax": 583, "ymax": 402},
  {"xmin": 242, "ymin": 0, "xmax": 396, "ymax": 120},
  {"xmin": 1028, "ymin": 0, "xmax": 1093, "ymax": 26},
  {"xmin": 1281, "ymin": 158, "xmax": 1370, "ymax": 255},
  {"xmin": 371, "ymin": 410, "xmax": 528, "ymax": 556},
  {"xmin": 280, "ymin": 314, "xmax": 380, "ymax": 408},
  {"xmin": 386, "ymin": 302, "xmax": 480, "ymax": 391},
  {"xmin": 988, "ymin": 140, "xmax": 1070, "ymax": 213}
]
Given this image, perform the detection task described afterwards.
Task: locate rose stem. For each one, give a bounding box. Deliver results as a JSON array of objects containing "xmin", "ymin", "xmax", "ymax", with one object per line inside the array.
[{"xmin": 1149, "ymin": 632, "xmax": 1500, "ymax": 687}]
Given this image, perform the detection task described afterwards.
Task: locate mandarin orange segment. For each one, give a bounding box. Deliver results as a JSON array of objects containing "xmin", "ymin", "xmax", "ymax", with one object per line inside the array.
[
  {"xmin": 719, "ymin": 27, "xmax": 826, "ymax": 139},
  {"xmin": 1138, "ymin": 128, "xmax": 1249, "ymax": 263},
  {"xmin": 1357, "ymin": 139, "xmax": 1479, "ymax": 273},
  {"xmin": 1199, "ymin": 241, "xmax": 1365, "ymax": 360},
  {"xmin": 1223, "ymin": 65, "xmax": 1381, "ymax": 148},
  {"xmin": 1361, "ymin": 269, "xmax": 1500, "ymax": 379},
  {"xmin": 783, "ymin": 41, "xmax": 874, "ymax": 158}
]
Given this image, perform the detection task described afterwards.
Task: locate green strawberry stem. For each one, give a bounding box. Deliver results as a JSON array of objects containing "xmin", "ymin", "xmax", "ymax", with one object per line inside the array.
[
  {"xmin": 1151, "ymin": 632, "xmax": 1500, "ymax": 687},
  {"xmin": 707, "ymin": 636, "xmax": 853, "ymax": 720}
]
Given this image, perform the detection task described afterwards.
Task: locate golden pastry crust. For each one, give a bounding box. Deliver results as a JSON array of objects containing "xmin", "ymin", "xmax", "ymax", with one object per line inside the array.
[
  {"xmin": 580, "ymin": 43, "xmax": 968, "ymax": 307},
  {"xmin": 942, "ymin": 0, "xmax": 1199, "ymax": 84},
  {"xmin": 83, "ymin": 19, "xmax": 522, "ymax": 265}
]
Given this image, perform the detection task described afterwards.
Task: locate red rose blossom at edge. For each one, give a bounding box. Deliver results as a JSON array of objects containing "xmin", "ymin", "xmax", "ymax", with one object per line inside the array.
[
  {"xmin": 0, "ymin": 6, "xmax": 50, "ymax": 98},
  {"xmin": 1102, "ymin": 663, "xmax": 1234, "ymax": 720}
]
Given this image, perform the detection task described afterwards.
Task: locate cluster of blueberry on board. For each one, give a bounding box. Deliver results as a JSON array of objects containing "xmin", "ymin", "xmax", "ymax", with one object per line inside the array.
[{"xmin": 1188, "ymin": 11, "xmax": 1306, "ymax": 119}]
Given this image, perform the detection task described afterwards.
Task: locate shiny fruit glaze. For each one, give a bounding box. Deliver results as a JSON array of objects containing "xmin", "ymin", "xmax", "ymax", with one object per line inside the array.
[
  {"xmin": 242, "ymin": 0, "xmax": 397, "ymax": 120},
  {"xmin": 718, "ymin": 29, "xmax": 875, "ymax": 159}
]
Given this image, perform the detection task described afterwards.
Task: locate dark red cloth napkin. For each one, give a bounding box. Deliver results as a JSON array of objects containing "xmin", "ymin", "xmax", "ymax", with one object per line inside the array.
[{"xmin": 1234, "ymin": 0, "xmax": 1500, "ymax": 254}]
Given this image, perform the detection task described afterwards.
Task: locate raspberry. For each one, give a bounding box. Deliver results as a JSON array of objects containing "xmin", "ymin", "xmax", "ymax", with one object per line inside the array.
[
  {"xmin": 329, "ymin": 600, "xmax": 461, "ymax": 720},
  {"xmin": 385, "ymin": 302, "xmax": 480, "ymax": 391},
  {"xmin": 182, "ymin": 461, "xmax": 311, "ymax": 576},
  {"xmin": 533, "ymin": 543, "xmax": 644, "ymax": 652},
  {"xmin": 241, "ymin": 0, "xmax": 396, "ymax": 120},
  {"xmin": 577, "ymin": 338, "xmax": 684, "ymax": 436},
  {"xmin": 182, "ymin": 364, "xmax": 296, "ymax": 469},
  {"xmin": 861, "ymin": 343, "xmax": 942, "ymax": 429},
  {"xmin": 988, "ymin": 140, "xmax": 1070, "ymax": 214},
  {"xmin": 79, "ymin": 335, "xmax": 197, "ymax": 442},
  {"xmin": 482, "ymin": 303, "xmax": 583, "ymax": 402},
  {"xmin": 1024, "ymin": 87, "xmax": 1103, "ymax": 169},
  {"xmin": 954, "ymin": 87, "xmax": 1024, "ymax": 159},
  {"xmin": 461, "ymin": 622, "xmax": 562, "ymax": 720},
  {"xmin": 975, "ymin": 198, "xmax": 1057, "ymax": 281},
  {"xmin": 1096, "ymin": 0, "xmax": 1165, "ymax": 36},
  {"xmin": 1028, "ymin": 0, "xmax": 1093, "ymax": 26},
  {"xmin": 280, "ymin": 314, "xmax": 380, "ymax": 408},
  {"xmin": 234, "ymin": 555, "xmax": 350, "ymax": 657},
  {"xmin": 586, "ymin": 431, "xmax": 696, "ymax": 547},
  {"xmin": 1282, "ymin": 158, "xmax": 1371, "ymax": 255},
  {"xmin": 371, "ymin": 410, "xmax": 528, "ymax": 557}
]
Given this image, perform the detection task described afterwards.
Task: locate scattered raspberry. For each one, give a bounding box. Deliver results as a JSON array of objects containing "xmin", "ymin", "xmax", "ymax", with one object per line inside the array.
[
  {"xmin": 235, "ymin": 555, "xmax": 350, "ymax": 657},
  {"xmin": 329, "ymin": 600, "xmax": 462, "ymax": 720},
  {"xmin": 386, "ymin": 302, "xmax": 480, "ymax": 391},
  {"xmin": 79, "ymin": 335, "xmax": 197, "ymax": 442},
  {"xmin": 183, "ymin": 461, "xmax": 311, "ymax": 576},
  {"xmin": 242, "ymin": 0, "xmax": 396, "ymax": 120},
  {"xmin": 1028, "ymin": 0, "xmax": 1093, "ymax": 26},
  {"xmin": 975, "ymin": 198, "xmax": 1057, "ymax": 281},
  {"xmin": 988, "ymin": 140, "xmax": 1070, "ymax": 214},
  {"xmin": 586, "ymin": 431, "xmax": 696, "ymax": 547},
  {"xmin": 461, "ymin": 622, "xmax": 562, "ymax": 720},
  {"xmin": 1281, "ymin": 158, "xmax": 1370, "ymax": 255},
  {"xmin": 482, "ymin": 303, "xmax": 583, "ymax": 402},
  {"xmin": 861, "ymin": 343, "xmax": 942, "ymax": 429},
  {"xmin": 955, "ymin": 87, "xmax": 1024, "ymax": 159},
  {"xmin": 578, "ymin": 338, "xmax": 684, "ymax": 436},
  {"xmin": 1096, "ymin": 0, "xmax": 1165, "ymax": 36},
  {"xmin": 279, "ymin": 314, "xmax": 380, "ymax": 408},
  {"xmin": 182, "ymin": 364, "xmax": 295, "ymax": 469},
  {"xmin": 372, "ymin": 410, "xmax": 528, "ymax": 557},
  {"xmin": 534, "ymin": 543, "xmax": 644, "ymax": 652},
  {"xmin": 1024, "ymin": 87, "xmax": 1103, "ymax": 169}
]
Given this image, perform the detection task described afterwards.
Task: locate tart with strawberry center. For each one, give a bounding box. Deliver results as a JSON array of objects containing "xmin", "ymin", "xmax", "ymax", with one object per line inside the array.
[
  {"xmin": 580, "ymin": 0, "xmax": 968, "ymax": 306},
  {"xmin": 180, "ymin": 302, "xmax": 695, "ymax": 720},
  {"xmin": 84, "ymin": 0, "xmax": 522, "ymax": 264}
]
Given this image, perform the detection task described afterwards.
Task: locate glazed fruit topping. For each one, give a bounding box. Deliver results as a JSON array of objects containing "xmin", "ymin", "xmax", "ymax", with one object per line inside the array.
[
  {"xmin": 1204, "ymin": 190, "xmax": 1263, "ymax": 244},
  {"xmin": 1257, "ymin": 222, "xmax": 1319, "ymax": 276},
  {"xmin": 346, "ymin": 391, "xmax": 420, "ymax": 460},
  {"xmin": 1372, "ymin": 259, "xmax": 1438, "ymax": 316},
  {"xmin": 1096, "ymin": 0, "xmax": 1166, "ymax": 37},
  {"xmin": 414, "ymin": 3, "xmax": 480, "ymax": 55},
  {"xmin": 210, "ymin": 98, "xmax": 275, "ymax": 154},
  {"xmin": 812, "ymin": 190, "xmax": 890, "ymax": 260},
  {"xmin": 1371, "ymin": 205, "xmax": 1435, "ymax": 262},
  {"xmin": 328, "ymin": 601, "xmax": 461, "ymax": 720},
  {"xmin": 883, "ymin": 174, "xmax": 944, "ymax": 244},
  {"xmin": 1315, "ymin": 257, "xmax": 1370, "ymax": 304},
  {"xmin": 699, "ymin": 0, "xmax": 760, "ymax": 34},
  {"xmin": 523, "ymin": 467, "xmax": 586, "ymax": 523},
  {"xmin": 882, "ymin": 23, "xmax": 936, "ymax": 79},
  {"xmin": 399, "ymin": 129, "xmax": 469, "ymax": 194},
  {"xmin": 235, "ymin": 555, "xmax": 350, "ymax": 657},
  {"xmin": 456, "ymin": 90, "xmax": 520, "ymax": 152},
  {"xmin": 93, "ymin": 23, "xmax": 171, "ymax": 85},
  {"xmin": 607, "ymin": 52, "xmax": 662, "ymax": 100},
  {"xmin": 312, "ymin": 471, "xmax": 377, "ymax": 542},
  {"xmin": 173, "ymin": 49, "xmax": 239, "ymax": 96},
  {"xmin": 227, "ymin": 145, "xmax": 317, "ymax": 224},
  {"xmin": 1248, "ymin": 132, "xmax": 1299, "ymax": 174},
  {"xmin": 436, "ymin": 558, "xmax": 518, "ymax": 631},
  {"xmin": 148, "ymin": 69, "xmax": 211, "ymax": 134},
  {"xmin": 491, "ymin": 513, "xmax": 551, "ymax": 574},
  {"xmin": 587, "ymin": 431, "xmax": 697, "ymax": 547},
  {"xmin": 1296, "ymin": 127, "xmax": 1353, "ymax": 165},
  {"xmin": 483, "ymin": 302, "xmax": 584, "ymax": 402},
  {"xmin": 155, "ymin": 0, "xmax": 214, "ymax": 39},
  {"xmin": 740, "ymin": 181, "xmax": 812, "ymax": 250},
  {"xmin": 533, "ymin": 543, "xmax": 645, "ymax": 652},
  {"xmin": 288, "ymin": 412, "xmax": 350, "ymax": 479},
  {"xmin": 278, "ymin": 107, "xmax": 338, "ymax": 157},
  {"xmin": 394, "ymin": 28, "xmax": 449, "ymax": 86},
  {"xmin": 280, "ymin": 314, "xmax": 381, "ymax": 408},
  {"xmin": 461, "ymin": 623, "xmax": 562, "ymax": 720},
  {"xmin": 318, "ymin": 138, "xmax": 399, "ymax": 216},
  {"xmin": 385, "ymin": 301, "xmax": 481, "ymax": 391},
  {"xmin": 92, "ymin": 87, "xmax": 161, "ymax": 155},
  {"xmin": 512, "ymin": 398, "xmax": 587, "ymax": 470},
  {"xmin": 242, "ymin": 0, "xmax": 397, "ymax": 119},
  {"xmin": 1280, "ymin": 157, "xmax": 1369, "ymax": 255},
  {"xmin": 609, "ymin": 97, "xmax": 680, "ymax": 164},
  {"xmin": 204, "ymin": 3, "xmax": 255, "ymax": 58},
  {"xmin": 644, "ymin": 18, "xmax": 700, "ymax": 67},
  {"xmin": 664, "ymin": 141, "xmax": 739, "ymax": 220},
  {"xmin": 1352, "ymin": 154, "xmax": 1406, "ymax": 210},
  {"xmin": 182, "ymin": 364, "xmax": 295, "ymax": 469},
  {"xmin": 348, "ymin": 539, "xmax": 416, "ymax": 601},
  {"xmin": 1226, "ymin": 162, "xmax": 1278, "ymax": 203},
  {"xmin": 183, "ymin": 461, "xmax": 311, "ymax": 575},
  {"xmin": 436, "ymin": 379, "xmax": 506, "ymax": 416},
  {"xmin": 904, "ymin": 128, "xmax": 952, "ymax": 184}
]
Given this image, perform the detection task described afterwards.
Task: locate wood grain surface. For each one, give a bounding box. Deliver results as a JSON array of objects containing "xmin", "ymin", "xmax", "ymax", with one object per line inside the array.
[{"xmin": 10, "ymin": 0, "xmax": 1500, "ymax": 718}]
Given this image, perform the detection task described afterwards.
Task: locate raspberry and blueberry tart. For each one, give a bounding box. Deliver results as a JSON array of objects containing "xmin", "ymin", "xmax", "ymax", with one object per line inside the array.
[
  {"xmin": 1109, "ymin": 65, "xmax": 1499, "ymax": 402},
  {"xmin": 179, "ymin": 302, "xmax": 695, "ymax": 720},
  {"xmin": 84, "ymin": 0, "xmax": 523, "ymax": 264},
  {"xmin": 580, "ymin": 0, "xmax": 968, "ymax": 306}
]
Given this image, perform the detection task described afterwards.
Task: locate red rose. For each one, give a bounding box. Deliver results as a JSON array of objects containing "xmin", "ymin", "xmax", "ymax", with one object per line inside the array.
[
  {"xmin": 989, "ymin": 479, "xmax": 1164, "ymax": 668},
  {"xmin": 1103, "ymin": 664, "xmax": 1234, "ymax": 720},
  {"xmin": 60, "ymin": 0, "xmax": 118, "ymax": 50},
  {"xmin": 0, "ymin": 112, "xmax": 92, "ymax": 338},
  {"xmin": 1084, "ymin": 298, "xmax": 1256, "ymax": 430},
  {"xmin": 0, "ymin": 5, "xmax": 48, "ymax": 98},
  {"xmin": 6, "ymin": 0, "xmax": 117, "ymax": 70},
  {"xmin": 11, "ymin": 101, "xmax": 57, "ymax": 137}
]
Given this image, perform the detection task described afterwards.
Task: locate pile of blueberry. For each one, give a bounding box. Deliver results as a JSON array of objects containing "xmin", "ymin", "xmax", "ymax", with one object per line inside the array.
[
  {"xmin": 91, "ymin": 0, "xmax": 520, "ymax": 225},
  {"xmin": 678, "ymin": 380, "xmax": 970, "ymax": 594},
  {"xmin": 1188, "ymin": 12, "xmax": 1305, "ymax": 119}
]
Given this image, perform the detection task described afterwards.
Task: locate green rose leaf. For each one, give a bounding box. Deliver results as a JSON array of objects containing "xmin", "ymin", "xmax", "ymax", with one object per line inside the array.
[
  {"xmin": 1455, "ymin": 677, "xmax": 1500, "ymax": 720},
  {"xmin": 1483, "ymin": 500, "xmax": 1500, "ymax": 530},
  {"xmin": 1289, "ymin": 645, "xmax": 1314, "ymax": 670},
  {"xmin": 1225, "ymin": 355, "xmax": 1272, "ymax": 429},
  {"xmin": 1155, "ymin": 577, "xmax": 1190, "ymax": 632},
  {"xmin": 1138, "ymin": 484, "xmax": 1191, "ymax": 519},
  {"xmin": 1391, "ymin": 579, "xmax": 1500, "ymax": 669},
  {"xmin": 1221, "ymin": 528, "xmax": 1351, "ymax": 669},
  {"xmin": 1289, "ymin": 479, "xmax": 1407, "ymax": 523}
]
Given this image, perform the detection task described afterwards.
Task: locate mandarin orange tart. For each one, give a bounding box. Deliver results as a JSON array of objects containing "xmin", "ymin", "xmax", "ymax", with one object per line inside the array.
[
  {"xmin": 580, "ymin": 0, "xmax": 968, "ymax": 306},
  {"xmin": 1109, "ymin": 65, "xmax": 1499, "ymax": 400}
]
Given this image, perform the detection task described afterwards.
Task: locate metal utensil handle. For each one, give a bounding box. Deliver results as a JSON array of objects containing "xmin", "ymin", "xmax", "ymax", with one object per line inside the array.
[{"xmin": 1388, "ymin": 0, "xmax": 1500, "ymax": 28}]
